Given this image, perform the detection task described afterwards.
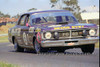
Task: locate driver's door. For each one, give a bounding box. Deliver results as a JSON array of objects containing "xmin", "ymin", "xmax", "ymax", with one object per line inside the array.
[{"xmin": 17, "ymin": 14, "xmax": 30, "ymax": 46}]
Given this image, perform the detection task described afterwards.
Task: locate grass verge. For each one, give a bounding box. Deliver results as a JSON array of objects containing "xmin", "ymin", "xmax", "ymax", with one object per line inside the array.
[
  {"xmin": 0, "ymin": 24, "xmax": 15, "ymax": 34},
  {"xmin": 0, "ymin": 36, "xmax": 9, "ymax": 43},
  {"xmin": 0, "ymin": 62, "xmax": 19, "ymax": 67},
  {"xmin": 95, "ymin": 41, "xmax": 99, "ymax": 48}
]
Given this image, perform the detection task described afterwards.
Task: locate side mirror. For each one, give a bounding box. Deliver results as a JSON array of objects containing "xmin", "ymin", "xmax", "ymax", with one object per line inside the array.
[{"xmin": 26, "ymin": 23, "xmax": 30, "ymax": 27}]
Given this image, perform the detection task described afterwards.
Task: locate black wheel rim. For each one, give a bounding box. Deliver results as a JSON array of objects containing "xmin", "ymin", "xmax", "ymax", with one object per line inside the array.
[{"xmin": 35, "ymin": 40, "xmax": 40, "ymax": 53}]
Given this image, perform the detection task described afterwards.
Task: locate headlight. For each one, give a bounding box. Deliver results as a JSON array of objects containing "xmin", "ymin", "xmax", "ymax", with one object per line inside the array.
[
  {"xmin": 89, "ymin": 29, "xmax": 96, "ymax": 36},
  {"xmin": 45, "ymin": 32, "xmax": 52, "ymax": 39}
]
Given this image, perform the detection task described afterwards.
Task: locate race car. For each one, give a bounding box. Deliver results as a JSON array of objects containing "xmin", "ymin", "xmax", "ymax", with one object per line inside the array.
[{"xmin": 8, "ymin": 10, "xmax": 99, "ymax": 54}]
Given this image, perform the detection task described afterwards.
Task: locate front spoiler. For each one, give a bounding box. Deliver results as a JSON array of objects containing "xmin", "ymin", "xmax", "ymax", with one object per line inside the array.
[{"xmin": 41, "ymin": 37, "xmax": 99, "ymax": 47}]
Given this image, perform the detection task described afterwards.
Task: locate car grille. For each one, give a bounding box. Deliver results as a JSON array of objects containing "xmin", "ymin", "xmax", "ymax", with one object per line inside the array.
[
  {"xmin": 58, "ymin": 30, "xmax": 84, "ymax": 38},
  {"xmin": 59, "ymin": 31, "xmax": 70, "ymax": 37},
  {"xmin": 43, "ymin": 29, "xmax": 89, "ymax": 40},
  {"xmin": 54, "ymin": 29, "xmax": 89, "ymax": 39}
]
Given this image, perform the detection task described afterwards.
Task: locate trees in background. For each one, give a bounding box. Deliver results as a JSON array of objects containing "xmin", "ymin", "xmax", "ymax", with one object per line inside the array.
[
  {"xmin": 0, "ymin": 11, "xmax": 10, "ymax": 18},
  {"xmin": 28, "ymin": 8, "xmax": 37, "ymax": 12},
  {"xmin": 50, "ymin": 0, "xmax": 82, "ymax": 21},
  {"xmin": 12, "ymin": 14, "xmax": 20, "ymax": 18},
  {"xmin": 0, "ymin": 11, "xmax": 4, "ymax": 17},
  {"xmin": 0, "ymin": 7, "xmax": 37, "ymax": 19}
]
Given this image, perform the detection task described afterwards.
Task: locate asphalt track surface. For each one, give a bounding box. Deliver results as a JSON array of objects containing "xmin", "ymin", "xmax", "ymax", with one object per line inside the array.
[{"xmin": 0, "ymin": 42, "xmax": 99, "ymax": 67}]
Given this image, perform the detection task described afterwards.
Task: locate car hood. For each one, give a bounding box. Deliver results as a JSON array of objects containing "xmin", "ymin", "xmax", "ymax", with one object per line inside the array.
[{"xmin": 31, "ymin": 23, "xmax": 97, "ymax": 32}]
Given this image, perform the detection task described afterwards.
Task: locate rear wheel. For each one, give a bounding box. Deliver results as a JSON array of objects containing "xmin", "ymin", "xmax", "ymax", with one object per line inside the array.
[
  {"xmin": 14, "ymin": 39, "xmax": 24, "ymax": 52},
  {"xmin": 81, "ymin": 44, "xmax": 95, "ymax": 54}
]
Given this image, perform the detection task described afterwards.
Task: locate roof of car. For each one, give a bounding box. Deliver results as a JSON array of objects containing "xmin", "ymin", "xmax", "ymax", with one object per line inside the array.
[{"xmin": 23, "ymin": 10, "xmax": 70, "ymax": 15}]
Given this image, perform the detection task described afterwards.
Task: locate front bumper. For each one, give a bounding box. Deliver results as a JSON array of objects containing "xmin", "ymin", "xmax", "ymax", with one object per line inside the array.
[{"xmin": 41, "ymin": 37, "xmax": 99, "ymax": 47}]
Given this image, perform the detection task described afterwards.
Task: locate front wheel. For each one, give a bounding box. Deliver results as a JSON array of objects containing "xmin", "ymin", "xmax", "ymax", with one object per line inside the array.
[
  {"xmin": 81, "ymin": 44, "xmax": 95, "ymax": 54},
  {"xmin": 34, "ymin": 39, "xmax": 42, "ymax": 54},
  {"xmin": 34, "ymin": 39, "xmax": 48, "ymax": 54},
  {"xmin": 14, "ymin": 39, "xmax": 24, "ymax": 52}
]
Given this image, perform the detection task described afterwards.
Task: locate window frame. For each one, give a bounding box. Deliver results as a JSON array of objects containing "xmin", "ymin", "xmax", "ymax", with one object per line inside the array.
[{"xmin": 17, "ymin": 14, "xmax": 30, "ymax": 26}]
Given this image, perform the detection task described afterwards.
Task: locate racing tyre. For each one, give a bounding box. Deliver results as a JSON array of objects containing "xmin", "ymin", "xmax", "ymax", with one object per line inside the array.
[
  {"xmin": 34, "ymin": 39, "xmax": 42, "ymax": 54},
  {"xmin": 34, "ymin": 39, "xmax": 48, "ymax": 54},
  {"xmin": 14, "ymin": 39, "xmax": 24, "ymax": 52},
  {"xmin": 81, "ymin": 44, "xmax": 95, "ymax": 54}
]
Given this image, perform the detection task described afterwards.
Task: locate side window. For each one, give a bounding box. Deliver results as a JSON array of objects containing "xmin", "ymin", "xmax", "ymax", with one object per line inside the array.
[
  {"xmin": 65, "ymin": 16, "xmax": 69, "ymax": 21},
  {"xmin": 32, "ymin": 17, "xmax": 46, "ymax": 24},
  {"xmin": 67, "ymin": 16, "xmax": 74, "ymax": 22},
  {"xmin": 56, "ymin": 16, "xmax": 62, "ymax": 22},
  {"xmin": 27, "ymin": 16, "xmax": 30, "ymax": 23},
  {"xmin": 25, "ymin": 15, "xmax": 30, "ymax": 23},
  {"xmin": 19, "ymin": 15, "xmax": 27, "ymax": 26},
  {"xmin": 25, "ymin": 15, "xmax": 31, "ymax": 25}
]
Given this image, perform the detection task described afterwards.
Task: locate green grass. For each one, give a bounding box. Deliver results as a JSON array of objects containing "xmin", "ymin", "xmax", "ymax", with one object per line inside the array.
[
  {"xmin": 95, "ymin": 41, "xmax": 99, "ymax": 48},
  {"xmin": 0, "ymin": 62, "xmax": 19, "ymax": 67},
  {"xmin": 7, "ymin": 24, "xmax": 16, "ymax": 26},
  {"xmin": 0, "ymin": 24, "xmax": 15, "ymax": 34},
  {"xmin": 0, "ymin": 36, "xmax": 9, "ymax": 43}
]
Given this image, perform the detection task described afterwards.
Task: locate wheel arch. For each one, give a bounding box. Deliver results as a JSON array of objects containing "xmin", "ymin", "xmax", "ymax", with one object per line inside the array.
[
  {"xmin": 12, "ymin": 36, "xmax": 15, "ymax": 44},
  {"xmin": 33, "ymin": 36, "xmax": 36, "ymax": 45}
]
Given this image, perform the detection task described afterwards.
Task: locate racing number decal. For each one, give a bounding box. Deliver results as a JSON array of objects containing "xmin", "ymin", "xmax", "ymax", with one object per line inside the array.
[{"xmin": 23, "ymin": 32, "xmax": 28, "ymax": 45}]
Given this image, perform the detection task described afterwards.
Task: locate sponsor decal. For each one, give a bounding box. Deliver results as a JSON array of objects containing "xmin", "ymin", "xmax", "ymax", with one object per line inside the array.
[
  {"xmin": 35, "ymin": 28, "xmax": 41, "ymax": 32},
  {"xmin": 29, "ymin": 27, "xmax": 35, "ymax": 33},
  {"xmin": 13, "ymin": 28, "xmax": 21, "ymax": 36},
  {"xmin": 54, "ymin": 25, "xmax": 84, "ymax": 30},
  {"xmin": 11, "ymin": 28, "xmax": 21, "ymax": 36},
  {"xmin": 17, "ymin": 28, "xmax": 21, "ymax": 36}
]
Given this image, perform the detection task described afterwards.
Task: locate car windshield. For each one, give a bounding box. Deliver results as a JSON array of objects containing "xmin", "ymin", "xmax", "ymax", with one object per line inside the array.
[{"xmin": 30, "ymin": 11, "xmax": 78, "ymax": 25}]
